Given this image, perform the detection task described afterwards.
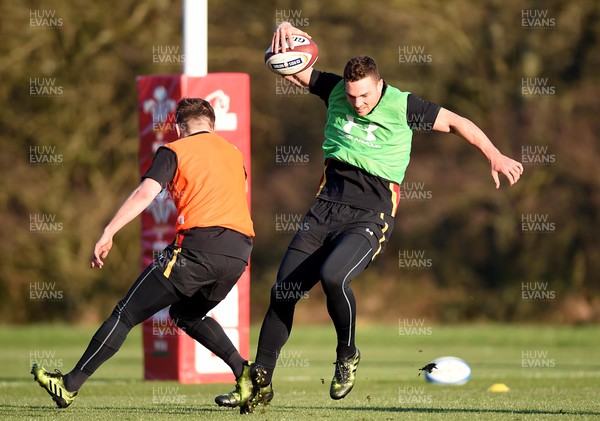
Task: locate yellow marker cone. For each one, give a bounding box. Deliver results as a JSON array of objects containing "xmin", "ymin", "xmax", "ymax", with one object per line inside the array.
[{"xmin": 488, "ymin": 383, "xmax": 510, "ymax": 392}]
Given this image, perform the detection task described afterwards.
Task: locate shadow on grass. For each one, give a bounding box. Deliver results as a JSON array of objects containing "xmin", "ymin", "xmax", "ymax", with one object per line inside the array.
[
  {"xmin": 3, "ymin": 404, "xmax": 226, "ymax": 416},
  {"xmin": 279, "ymin": 405, "xmax": 600, "ymax": 417},
  {"xmin": 6, "ymin": 404, "xmax": 599, "ymax": 417}
]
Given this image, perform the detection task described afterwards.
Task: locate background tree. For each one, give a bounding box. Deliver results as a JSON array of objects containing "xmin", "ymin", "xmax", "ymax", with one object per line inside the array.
[{"xmin": 1, "ymin": 0, "xmax": 598, "ymax": 323}]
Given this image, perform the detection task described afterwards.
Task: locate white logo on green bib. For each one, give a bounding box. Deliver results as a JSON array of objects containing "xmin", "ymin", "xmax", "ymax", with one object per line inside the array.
[{"xmin": 343, "ymin": 114, "xmax": 379, "ymax": 141}]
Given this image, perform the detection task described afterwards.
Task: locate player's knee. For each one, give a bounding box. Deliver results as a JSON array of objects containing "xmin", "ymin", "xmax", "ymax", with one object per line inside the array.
[
  {"xmin": 168, "ymin": 306, "xmax": 190, "ymax": 330},
  {"xmin": 320, "ymin": 264, "xmax": 346, "ymax": 292},
  {"xmin": 110, "ymin": 302, "xmax": 138, "ymax": 329}
]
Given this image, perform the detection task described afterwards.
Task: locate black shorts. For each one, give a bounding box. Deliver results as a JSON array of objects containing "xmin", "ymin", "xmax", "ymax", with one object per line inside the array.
[
  {"xmin": 288, "ymin": 199, "xmax": 395, "ymax": 260},
  {"xmin": 155, "ymin": 244, "xmax": 247, "ymax": 301}
]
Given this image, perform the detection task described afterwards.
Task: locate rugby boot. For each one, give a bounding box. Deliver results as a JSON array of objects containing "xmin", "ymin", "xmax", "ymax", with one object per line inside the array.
[
  {"xmin": 330, "ymin": 349, "xmax": 361, "ymax": 400},
  {"xmin": 245, "ymin": 363, "xmax": 275, "ymax": 413},
  {"xmin": 31, "ymin": 364, "xmax": 78, "ymax": 408},
  {"xmin": 215, "ymin": 361, "xmax": 254, "ymax": 411}
]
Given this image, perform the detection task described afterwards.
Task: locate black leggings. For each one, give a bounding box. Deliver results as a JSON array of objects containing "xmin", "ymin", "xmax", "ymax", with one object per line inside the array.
[
  {"xmin": 256, "ymin": 232, "xmax": 373, "ymax": 371},
  {"xmin": 73, "ymin": 260, "xmax": 244, "ymax": 381}
]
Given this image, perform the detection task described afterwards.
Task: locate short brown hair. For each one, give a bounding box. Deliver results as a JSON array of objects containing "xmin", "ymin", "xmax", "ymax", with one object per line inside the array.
[
  {"xmin": 175, "ymin": 98, "xmax": 215, "ymax": 130},
  {"xmin": 343, "ymin": 56, "xmax": 380, "ymax": 82}
]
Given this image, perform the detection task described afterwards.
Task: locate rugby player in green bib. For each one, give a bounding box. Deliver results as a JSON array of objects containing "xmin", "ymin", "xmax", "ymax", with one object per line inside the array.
[{"xmin": 216, "ymin": 22, "xmax": 524, "ymax": 413}]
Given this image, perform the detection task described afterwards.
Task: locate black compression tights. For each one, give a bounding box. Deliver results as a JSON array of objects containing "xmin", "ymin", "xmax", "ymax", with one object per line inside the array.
[
  {"xmin": 63, "ymin": 265, "xmax": 245, "ymax": 392},
  {"xmin": 255, "ymin": 233, "xmax": 373, "ymax": 383}
]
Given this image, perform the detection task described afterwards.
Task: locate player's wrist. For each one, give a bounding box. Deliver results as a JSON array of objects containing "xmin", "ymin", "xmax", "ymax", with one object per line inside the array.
[{"xmin": 102, "ymin": 226, "xmax": 116, "ymax": 239}]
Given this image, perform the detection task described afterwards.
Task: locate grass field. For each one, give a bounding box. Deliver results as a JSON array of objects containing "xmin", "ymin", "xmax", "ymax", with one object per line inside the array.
[{"xmin": 0, "ymin": 323, "xmax": 598, "ymax": 420}]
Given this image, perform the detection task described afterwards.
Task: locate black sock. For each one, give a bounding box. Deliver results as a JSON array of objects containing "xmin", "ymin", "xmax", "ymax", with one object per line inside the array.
[
  {"xmin": 334, "ymin": 318, "xmax": 357, "ymax": 360},
  {"xmin": 259, "ymin": 366, "xmax": 274, "ymax": 386},
  {"xmin": 336, "ymin": 340, "xmax": 357, "ymax": 360},
  {"xmin": 63, "ymin": 368, "xmax": 89, "ymax": 392}
]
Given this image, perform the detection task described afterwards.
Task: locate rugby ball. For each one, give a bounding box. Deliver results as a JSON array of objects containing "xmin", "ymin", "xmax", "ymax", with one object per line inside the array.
[
  {"xmin": 264, "ymin": 35, "xmax": 318, "ymax": 76},
  {"xmin": 424, "ymin": 356, "xmax": 471, "ymax": 385}
]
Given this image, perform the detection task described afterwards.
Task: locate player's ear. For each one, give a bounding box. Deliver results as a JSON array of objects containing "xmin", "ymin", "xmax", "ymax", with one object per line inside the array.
[
  {"xmin": 175, "ymin": 124, "xmax": 182, "ymax": 137},
  {"xmin": 377, "ymin": 78, "xmax": 383, "ymax": 92}
]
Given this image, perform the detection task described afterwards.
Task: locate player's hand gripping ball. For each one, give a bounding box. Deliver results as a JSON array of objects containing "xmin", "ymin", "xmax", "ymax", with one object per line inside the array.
[{"xmin": 264, "ymin": 35, "xmax": 318, "ymax": 76}]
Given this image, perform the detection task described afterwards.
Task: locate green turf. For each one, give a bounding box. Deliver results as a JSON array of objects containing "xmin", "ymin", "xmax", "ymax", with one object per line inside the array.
[{"xmin": 0, "ymin": 324, "xmax": 598, "ymax": 420}]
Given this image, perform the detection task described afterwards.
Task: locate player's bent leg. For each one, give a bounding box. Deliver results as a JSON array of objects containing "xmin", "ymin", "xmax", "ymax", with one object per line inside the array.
[
  {"xmin": 320, "ymin": 232, "xmax": 373, "ymax": 399},
  {"xmin": 167, "ymin": 254, "xmax": 257, "ymax": 413},
  {"xmin": 255, "ymin": 247, "xmax": 325, "ymax": 382},
  {"xmin": 73, "ymin": 265, "xmax": 181, "ymax": 377},
  {"xmin": 170, "ymin": 296, "xmax": 246, "ymax": 377},
  {"xmin": 218, "ymin": 247, "xmax": 324, "ymax": 413},
  {"xmin": 171, "ymin": 305, "xmax": 252, "ymax": 412},
  {"xmin": 31, "ymin": 264, "xmax": 182, "ymax": 407}
]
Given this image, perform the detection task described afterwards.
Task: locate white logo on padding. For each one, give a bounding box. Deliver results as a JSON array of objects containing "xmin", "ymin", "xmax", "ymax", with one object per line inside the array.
[
  {"xmin": 147, "ymin": 190, "xmax": 176, "ymax": 225},
  {"xmin": 143, "ymin": 86, "xmax": 176, "ymax": 145},
  {"xmin": 343, "ymin": 114, "xmax": 379, "ymax": 141},
  {"xmin": 205, "ymin": 90, "xmax": 238, "ymax": 131}
]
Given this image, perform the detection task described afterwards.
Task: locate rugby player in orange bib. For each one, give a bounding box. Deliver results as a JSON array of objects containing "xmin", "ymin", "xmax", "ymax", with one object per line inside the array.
[{"xmin": 31, "ymin": 98, "xmax": 256, "ymax": 409}]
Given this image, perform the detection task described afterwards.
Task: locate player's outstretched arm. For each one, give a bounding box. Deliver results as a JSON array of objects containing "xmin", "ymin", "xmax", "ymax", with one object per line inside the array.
[
  {"xmin": 433, "ymin": 107, "xmax": 524, "ymax": 189},
  {"xmin": 272, "ymin": 21, "xmax": 314, "ymax": 87},
  {"xmin": 91, "ymin": 178, "xmax": 162, "ymax": 268}
]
